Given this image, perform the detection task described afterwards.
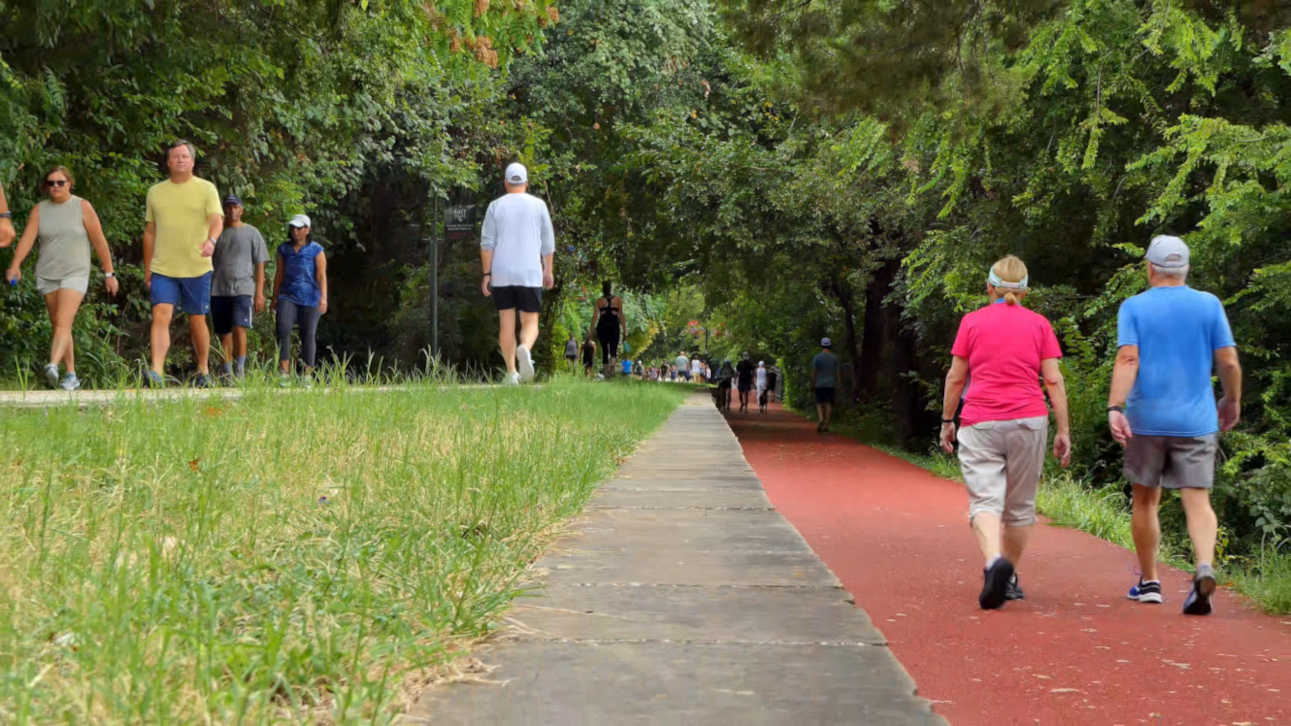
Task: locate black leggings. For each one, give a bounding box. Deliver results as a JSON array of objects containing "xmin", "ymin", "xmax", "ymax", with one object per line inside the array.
[
  {"xmin": 276, "ymin": 299, "xmax": 320, "ymax": 367},
  {"xmin": 598, "ymin": 336, "xmax": 619, "ymax": 365}
]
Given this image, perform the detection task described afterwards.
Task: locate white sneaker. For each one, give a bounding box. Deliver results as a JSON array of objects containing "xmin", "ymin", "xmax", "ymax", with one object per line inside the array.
[
  {"xmin": 503, "ymin": 371, "xmax": 522, "ymax": 386},
  {"xmin": 43, "ymin": 363, "xmax": 60, "ymax": 389},
  {"xmin": 59, "ymin": 372, "xmax": 81, "ymax": 391},
  {"xmin": 516, "ymin": 345, "xmax": 535, "ymax": 382}
]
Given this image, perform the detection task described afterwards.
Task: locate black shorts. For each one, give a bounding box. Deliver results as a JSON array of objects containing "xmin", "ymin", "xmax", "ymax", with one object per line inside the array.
[
  {"xmin": 815, "ymin": 387, "xmax": 836, "ymax": 405},
  {"xmin": 738, "ymin": 379, "xmax": 753, "ymax": 393},
  {"xmin": 211, "ymin": 295, "xmax": 253, "ymax": 336},
  {"xmin": 492, "ymin": 285, "xmax": 542, "ymax": 313}
]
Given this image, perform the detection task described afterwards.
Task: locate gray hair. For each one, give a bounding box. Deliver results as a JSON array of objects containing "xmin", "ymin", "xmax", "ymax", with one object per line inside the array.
[
  {"xmin": 167, "ymin": 139, "xmax": 196, "ymax": 159},
  {"xmin": 1150, "ymin": 263, "xmax": 1189, "ymax": 281}
]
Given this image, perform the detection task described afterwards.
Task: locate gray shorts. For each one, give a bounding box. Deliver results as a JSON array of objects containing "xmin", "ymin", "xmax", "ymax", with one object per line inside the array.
[
  {"xmin": 36, "ymin": 274, "xmax": 89, "ymax": 296},
  {"xmin": 1124, "ymin": 434, "xmax": 1218, "ymax": 490},
  {"xmin": 957, "ymin": 416, "xmax": 1048, "ymax": 526}
]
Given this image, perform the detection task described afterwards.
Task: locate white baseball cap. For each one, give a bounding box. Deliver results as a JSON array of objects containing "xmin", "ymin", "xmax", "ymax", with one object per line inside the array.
[
  {"xmin": 288, "ymin": 214, "xmax": 311, "ymax": 229},
  {"xmin": 505, "ymin": 163, "xmax": 528, "ymax": 185},
  {"xmin": 1146, "ymin": 235, "xmax": 1189, "ymax": 268}
]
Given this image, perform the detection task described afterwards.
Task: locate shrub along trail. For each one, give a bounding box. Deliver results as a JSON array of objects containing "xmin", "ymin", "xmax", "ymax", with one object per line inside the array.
[{"xmin": 727, "ymin": 402, "xmax": 1290, "ymax": 725}]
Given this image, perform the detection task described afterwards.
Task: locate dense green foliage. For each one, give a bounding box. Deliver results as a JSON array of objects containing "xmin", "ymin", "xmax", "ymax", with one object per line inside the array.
[
  {"xmin": 2, "ymin": 0, "xmax": 1289, "ymax": 561},
  {"xmin": 711, "ymin": 0, "xmax": 1291, "ymax": 562}
]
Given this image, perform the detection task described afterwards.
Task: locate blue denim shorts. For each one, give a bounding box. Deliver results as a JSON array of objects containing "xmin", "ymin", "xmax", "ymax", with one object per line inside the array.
[{"xmin": 151, "ymin": 272, "xmax": 212, "ymax": 315}]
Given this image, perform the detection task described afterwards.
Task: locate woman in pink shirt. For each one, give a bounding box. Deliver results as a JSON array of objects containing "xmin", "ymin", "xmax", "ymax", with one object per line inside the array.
[{"xmin": 939, "ymin": 255, "xmax": 1073, "ymax": 610}]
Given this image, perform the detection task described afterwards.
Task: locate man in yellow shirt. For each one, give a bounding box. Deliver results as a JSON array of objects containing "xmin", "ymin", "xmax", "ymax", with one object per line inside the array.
[{"xmin": 143, "ymin": 140, "xmax": 223, "ymax": 388}]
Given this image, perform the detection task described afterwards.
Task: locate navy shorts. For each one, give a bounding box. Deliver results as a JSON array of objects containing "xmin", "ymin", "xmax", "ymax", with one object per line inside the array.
[
  {"xmin": 211, "ymin": 295, "xmax": 254, "ymax": 336},
  {"xmin": 815, "ymin": 387, "xmax": 836, "ymax": 405},
  {"xmin": 151, "ymin": 272, "xmax": 212, "ymax": 315},
  {"xmin": 491, "ymin": 285, "xmax": 542, "ymax": 313}
]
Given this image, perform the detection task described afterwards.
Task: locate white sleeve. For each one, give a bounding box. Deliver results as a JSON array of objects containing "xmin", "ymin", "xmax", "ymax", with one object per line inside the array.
[
  {"xmin": 480, "ymin": 203, "xmax": 497, "ymax": 250},
  {"xmin": 539, "ymin": 202, "xmax": 555, "ymax": 256}
]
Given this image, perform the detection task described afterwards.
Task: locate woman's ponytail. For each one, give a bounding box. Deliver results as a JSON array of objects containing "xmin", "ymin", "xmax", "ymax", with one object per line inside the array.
[{"xmin": 990, "ymin": 255, "xmax": 1029, "ymax": 305}]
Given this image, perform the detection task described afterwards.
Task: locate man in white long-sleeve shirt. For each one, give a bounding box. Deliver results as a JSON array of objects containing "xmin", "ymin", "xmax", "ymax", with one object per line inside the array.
[{"xmin": 480, "ymin": 162, "xmax": 556, "ymax": 384}]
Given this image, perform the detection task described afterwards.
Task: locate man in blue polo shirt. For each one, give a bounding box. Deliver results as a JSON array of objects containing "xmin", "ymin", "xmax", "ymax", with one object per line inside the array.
[{"xmin": 1107, "ymin": 235, "xmax": 1241, "ymax": 616}]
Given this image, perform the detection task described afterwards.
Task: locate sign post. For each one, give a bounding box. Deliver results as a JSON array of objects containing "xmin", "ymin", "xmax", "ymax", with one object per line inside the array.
[{"xmin": 438, "ymin": 191, "xmax": 477, "ymax": 361}]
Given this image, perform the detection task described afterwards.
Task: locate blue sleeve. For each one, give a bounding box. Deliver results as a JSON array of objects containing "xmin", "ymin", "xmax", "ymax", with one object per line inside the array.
[
  {"xmin": 1210, "ymin": 295, "xmax": 1236, "ymax": 350},
  {"xmin": 1116, "ymin": 299, "xmax": 1138, "ymax": 347}
]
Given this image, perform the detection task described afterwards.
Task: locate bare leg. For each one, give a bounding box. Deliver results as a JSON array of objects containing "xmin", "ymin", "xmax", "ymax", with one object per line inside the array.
[
  {"xmin": 1001, "ymin": 524, "xmax": 1033, "ymax": 566},
  {"xmin": 219, "ymin": 334, "xmax": 234, "ymax": 365},
  {"xmin": 234, "ymin": 327, "xmax": 248, "ymax": 358},
  {"xmin": 971, "ymin": 512, "xmax": 1003, "ymax": 566},
  {"xmin": 1180, "ymin": 488, "xmax": 1218, "ymax": 569},
  {"xmin": 519, "ymin": 311, "xmax": 539, "ymax": 350},
  {"xmin": 190, "ymin": 315, "xmax": 211, "ymax": 375},
  {"xmin": 816, "ymin": 403, "xmax": 825, "ymax": 424},
  {"xmin": 1131, "ymin": 484, "xmax": 1163, "ymax": 581},
  {"xmin": 151, "ymin": 304, "xmax": 175, "ymax": 375},
  {"xmin": 50, "ymin": 289, "xmax": 84, "ymax": 373},
  {"xmin": 823, "ymin": 403, "xmax": 834, "ymax": 428},
  {"xmin": 498, "ymin": 308, "xmax": 517, "ymax": 373}
]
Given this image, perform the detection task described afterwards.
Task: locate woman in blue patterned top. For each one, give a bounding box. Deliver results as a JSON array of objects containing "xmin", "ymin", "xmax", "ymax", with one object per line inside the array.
[{"xmin": 272, "ymin": 214, "xmax": 328, "ymax": 381}]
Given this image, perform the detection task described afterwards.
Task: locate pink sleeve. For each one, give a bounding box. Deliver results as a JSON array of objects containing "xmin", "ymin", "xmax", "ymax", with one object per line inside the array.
[
  {"xmin": 1040, "ymin": 318, "xmax": 1062, "ymax": 359},
  {"xmin": 951, "ymin": 317, "xmax": 971, "ymax": 358}
]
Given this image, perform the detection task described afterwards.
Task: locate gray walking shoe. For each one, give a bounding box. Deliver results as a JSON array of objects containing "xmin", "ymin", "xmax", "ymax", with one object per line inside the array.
[
  {"xmin": 58, "ymin": 372, "xmax": 81, "ymax": 391},
  {"xmin": 43, "ymin": 363, "xmax": 60, "ymax": 389}
]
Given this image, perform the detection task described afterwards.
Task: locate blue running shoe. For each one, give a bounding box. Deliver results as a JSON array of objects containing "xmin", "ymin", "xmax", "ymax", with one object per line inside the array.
[
  {"xmin": 1128, "ymin": 578, "xmax": 1163, "ymax": 603},
  {"xmin": 1183, "ymin": 566, "xmax": 1217, "ymax": 616}
]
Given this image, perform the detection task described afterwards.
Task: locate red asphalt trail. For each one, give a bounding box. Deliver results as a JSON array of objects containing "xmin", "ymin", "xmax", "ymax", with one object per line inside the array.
[{"xmin": 727, "ymin": 402, "xmax": 1290, "ymax": 726}]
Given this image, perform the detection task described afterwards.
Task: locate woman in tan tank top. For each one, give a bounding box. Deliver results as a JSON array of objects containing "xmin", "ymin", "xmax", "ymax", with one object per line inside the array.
[{"xmin": 5, "ymin": 166, "xmax": 119, "ymax": 390}]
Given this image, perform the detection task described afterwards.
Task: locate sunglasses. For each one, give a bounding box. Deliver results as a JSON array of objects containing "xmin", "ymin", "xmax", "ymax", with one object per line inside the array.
[{"xmin": 45, "ymin": 180, "xmax": 68, "ymax": 188}]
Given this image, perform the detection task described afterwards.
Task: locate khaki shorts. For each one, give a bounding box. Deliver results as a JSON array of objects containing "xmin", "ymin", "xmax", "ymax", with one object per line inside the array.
[
  {"xmin": 1124, "ymin": 434, "xmax": 1218, "ymax": 490},
  {"xmin": 957, "ymin": 416, "xmax": 1048, "ymax": 526},
  {"xmin": 36, "ymin": 274, "xmax": 89, "ymax": 296}
]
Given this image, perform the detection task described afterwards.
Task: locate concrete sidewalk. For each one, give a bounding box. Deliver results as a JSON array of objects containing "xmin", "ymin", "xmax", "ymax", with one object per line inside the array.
[{"xmin": 408, "ymin": 393, "xmax": 943, "ymax": 724}]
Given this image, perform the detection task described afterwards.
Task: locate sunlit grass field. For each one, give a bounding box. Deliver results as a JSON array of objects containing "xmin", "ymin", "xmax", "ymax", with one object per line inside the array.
[{"xmin": 0, "ymin": 379, "xmax": 687, "ymax": 723}]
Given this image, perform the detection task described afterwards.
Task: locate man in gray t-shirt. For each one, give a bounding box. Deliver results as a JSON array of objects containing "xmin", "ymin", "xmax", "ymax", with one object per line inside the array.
[
  {"xmin": 211, "ymin": 194, "xmax": 269, "ymax": 378},
  {"xmin": 811, "ymin": 338, "xmax": 841, "ymax": 433}
]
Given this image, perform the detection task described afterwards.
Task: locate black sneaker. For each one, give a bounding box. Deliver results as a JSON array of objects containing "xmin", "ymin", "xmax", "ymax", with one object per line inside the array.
[
  {"xmin": 1127, "ymin": 578, "xmax": 1163, "ymax": 604},
  {"xmin": 1005, "ymin": 573, "xmax": 1026, "ymax": 601},
  {"xmin": 1183, "ymin": 566, "xmax": 1217, "ymax": 616},
  {"xmin": 143, "ymin": 370, "xmax": 166, "ymax": 389},
  {"xmin": 980, "ymin": 558, "xmax": 1014, "ymax": 610}
]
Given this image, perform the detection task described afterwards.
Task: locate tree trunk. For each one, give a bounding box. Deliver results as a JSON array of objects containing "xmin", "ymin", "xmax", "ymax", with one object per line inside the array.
[{"xmin": 830, "ymin": 277, "xmax": 862, "ymax": 405}]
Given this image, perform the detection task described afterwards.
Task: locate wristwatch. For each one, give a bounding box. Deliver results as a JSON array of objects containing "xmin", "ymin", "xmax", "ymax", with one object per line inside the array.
[
  {"xmin": 0, "ymin": 212, "xmax": 11, "ymax": 219},
  {"xmin": 104, "ymin": 272, "xmax": 116, "ymax": 279},
  {"xmin": 1107, "ymin": 405, "xmax": 1125, "ymax": 413}
]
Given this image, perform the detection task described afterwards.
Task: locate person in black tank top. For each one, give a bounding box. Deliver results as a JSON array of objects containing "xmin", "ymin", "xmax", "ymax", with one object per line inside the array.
[{"xmin": 591, "ymin": 280, "xmax": 625, "ymax": 376}]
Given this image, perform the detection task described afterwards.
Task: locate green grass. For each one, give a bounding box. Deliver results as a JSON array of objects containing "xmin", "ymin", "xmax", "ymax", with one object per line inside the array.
[
  {"xmin": 1225, "ymin": 548, "xmax": 1291, "ymax": 615},
  {"xmin": 1033, "ymin": 475, "xmax": 1134, "ymax": 550},
  {"xmin": 0, "ymin": 378, "xmax": 688, "ymax": 723}
]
